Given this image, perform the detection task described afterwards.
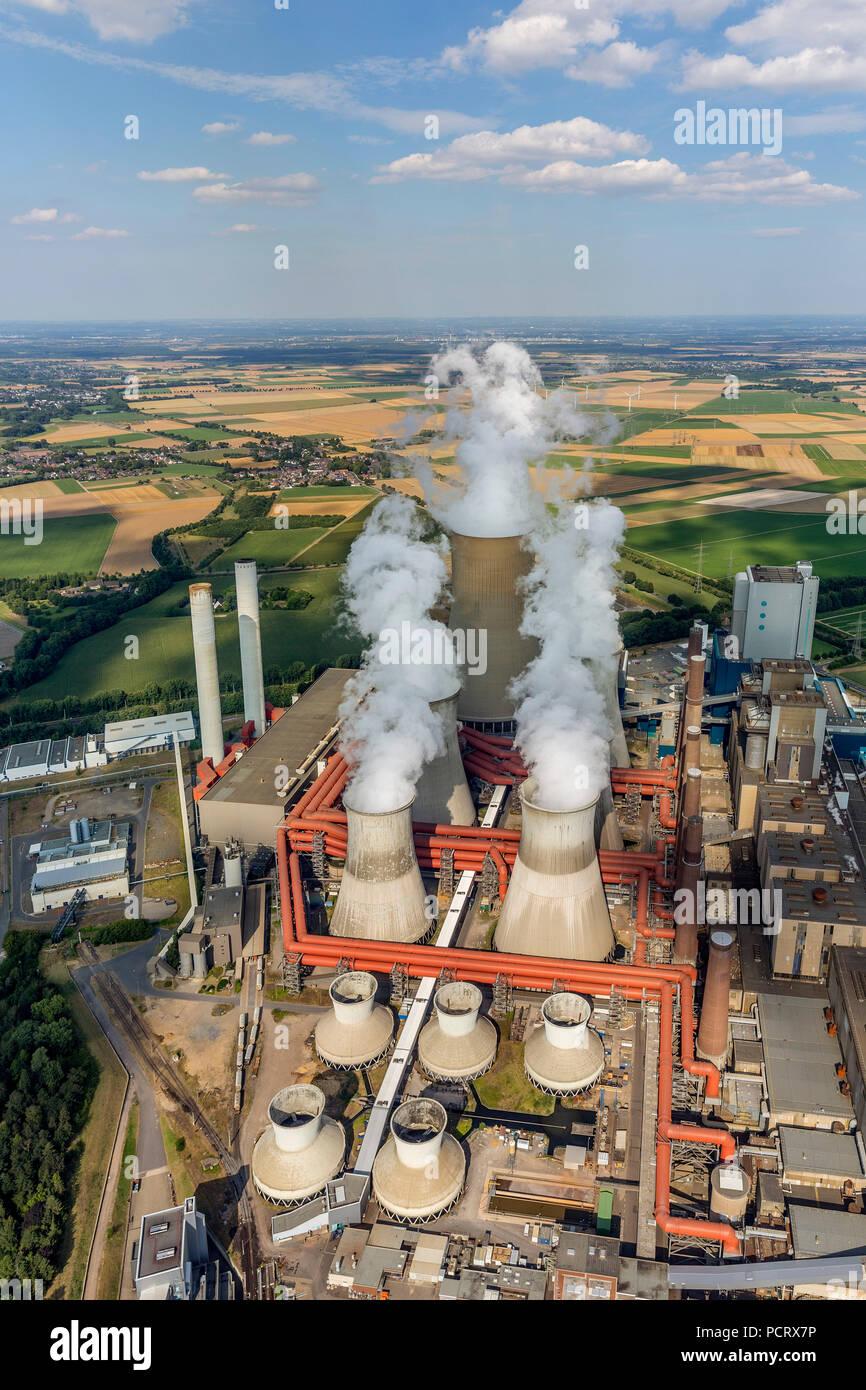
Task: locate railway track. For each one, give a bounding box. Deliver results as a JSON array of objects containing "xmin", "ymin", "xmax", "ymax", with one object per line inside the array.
[{"xmin": 82, "ymin": 945, "xmax": 258, "ymax": 1296}]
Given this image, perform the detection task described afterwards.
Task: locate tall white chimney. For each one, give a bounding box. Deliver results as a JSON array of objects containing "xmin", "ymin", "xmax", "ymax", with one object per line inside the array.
[
  {"xmin": 189, "ymin": 582, "xmax": 224, "ymax": 765},
  {"xmin": 234, "ymin": 558, "xmax": 266, "ymax": 739}
]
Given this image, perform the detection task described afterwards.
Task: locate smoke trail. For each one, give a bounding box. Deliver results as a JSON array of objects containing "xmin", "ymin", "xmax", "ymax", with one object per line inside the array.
[
  {"xmin": 420, "ymin": 340, "xmax": 618, "ymax": 538},
  {"xmin": 338, "ymin": 492, "xmax": 458, "ymax": 812}
]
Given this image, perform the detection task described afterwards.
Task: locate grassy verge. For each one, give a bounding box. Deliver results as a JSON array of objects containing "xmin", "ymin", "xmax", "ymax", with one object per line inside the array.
[
  {"xmin": 474, "ymin": 1040, "xmax": 555, "ymax": 1116},
  {"xmin": 96, "ymin": 1101, "xmax": 139, "ymax": 1299}
]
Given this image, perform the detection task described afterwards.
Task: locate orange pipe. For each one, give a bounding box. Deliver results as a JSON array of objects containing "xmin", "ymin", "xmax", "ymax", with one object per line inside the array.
[{"xmin": 658, "ymin": 792, "xmax": 678, "ymax": 829}]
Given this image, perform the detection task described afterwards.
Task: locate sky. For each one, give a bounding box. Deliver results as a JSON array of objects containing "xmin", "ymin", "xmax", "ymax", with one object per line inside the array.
[{"xmin": 1, "ymin": 0, "xmax": 865, "ymax": 319}]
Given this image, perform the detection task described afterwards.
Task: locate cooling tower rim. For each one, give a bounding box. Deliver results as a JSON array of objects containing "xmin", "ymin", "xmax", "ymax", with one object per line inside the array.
[
  {"xmin": 233, "ymin": 556, "xmax": 259, "ymax": 569},
  {"xmin": 541, "ymin": 991, "xmax": 592, "ymax": 1028},
  {"xmin": 429, "ymin": 679, "xmax": 462, "ymax": 708},
  {"xmin": 519, "ymin": 776, "xmax": 601, "ymax": 817},
  {"xmin": 435, "ymin": 979, "xmax": 482, "ymax": 1015},
  {"xmin": 391, "ymin": 1097, "xmax": 448, "ymax": 1143},
  {"xmin": 448, "ymin": 528, "xmax": 531, "ymax": 542},
  {"xmin": 189, "ymin": 581, "xmax": 214, "ymax": 596},
  {"xmin": 268, "ymin": 1083, "xmax": 325, "ymax": 1127},
  {"xmin": 341, "ymin": 788, "xmax": 417, "ymax": 817},
  {"xmin": 329, "ymin": 970, "xmax": 377, "ymax": 1006}
]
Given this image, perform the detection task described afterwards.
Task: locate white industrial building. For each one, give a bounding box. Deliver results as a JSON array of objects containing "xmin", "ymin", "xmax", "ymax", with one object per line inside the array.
[
  {"xmin": 29, "ymin": 818, "xmax": 130, "ymax": 913},
  {"xmin": 0, "ymin": 734, "xmax": 106, "ymax": 783},
  {"xmin": 730, "ymin": 562, "xmax": 819, "ymax": 662},
  {"xmin": 103, "ymin": 711, "xmax": 195, "ymax": 758}
]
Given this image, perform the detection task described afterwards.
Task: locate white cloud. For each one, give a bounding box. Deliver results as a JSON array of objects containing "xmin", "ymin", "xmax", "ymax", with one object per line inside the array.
[
  {"xmin": 245, "ymin": 131, "xmax": 296, "ymax": 147},
  {"xmin": 71, "ymin": 225, "xmax": 131, "ymax": 238},
  {"xmin": 24, "ymin": 232, "xmax": 54, "ymax": 241},
  {"xmin": 680, "ymin": 45, "xmax": 866, "ymax": 91},
  {"xmin": 192, "ymin": 173, "xmax": 320, "ymax": 206},
  {"xmin": 726, "ymin": 0, "xmax": 866, "ymax": 53},
  {"xmin": 750, "ymin": 225, "xmax": 805, "ymax": 235},
  {"xmin": 212, "ymin": 223, "xmax": 267, "ymax": 235},
  {"xmin": 59, "ymin": 211, "xmax": 81, "ymax": 222},
  {"xmin": 11, "ymin": 206, "xmax": 57, "ymax": 223},
  {"xmin": 8, "ymin": 0, "xmax": 204, "ymax": 43},
  {"xmin": 137, "ymin": 166, "xmax": 227, "ymax": 181},
  {"xmin": 202, "ymin": 121, "xmax": 240, "ymax": 136},
  {"xmin": 565, "ymin": 40, "xmax": 665, "ymax": 88}
]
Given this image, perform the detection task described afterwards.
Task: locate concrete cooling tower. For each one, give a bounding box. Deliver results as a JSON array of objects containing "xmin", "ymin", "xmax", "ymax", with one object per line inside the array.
[
  {"xmin": 524, "ymin": 993, "xmax": 605, "ymax": 1096},
  {"xmin": 493, "ymin": 780, "xmax": 615, "ymax": 961},
  {"xmin": 189, "ymin": 583, "xmax": 224, "ymax": 765},
  {"xmin": 412, "ymin": 683, "xmax": 476, "ymax": 826},
  {"xmin": 330, "ymin": 794, "xmax": 430, "ymax": 943},
  {"xmin": 315, "ymin": 971, "xmax": 394, "ymax": 1069},
  {"xmin": 590, "ymin": 648, "xmax": 629, "ymax": 769},
  {"xmin": 372, "ymin": 1098, "xmax": 465, "ymax": 1223},
  {"xmin": 234, "ymin": 558, "xmax": 266, "ymax": 739},
  {"xmin": 252, "ymin": 1085, "xmax": 345, "ymax": 1205},
  {"xmin": 417, "ymin": 981, "xmax": 497, "ymax": 1081},
  {"xmin": 448, "ymin": 531, "xmax": 538, "ymax": 727},
  {"xmin": 594, "ymin": 781, "xmax": 624, "ymax": 852}
]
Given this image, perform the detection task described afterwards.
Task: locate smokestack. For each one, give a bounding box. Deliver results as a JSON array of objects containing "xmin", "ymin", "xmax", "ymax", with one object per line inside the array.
[
  {"xmin": 524, "ymin": 993, "xmax": 605, "ymax": 1096},
  {"xmin": 251, "ymin": 1084, "xmax": 345, "ymax": 1204},
  {"xmin": 697, "ymin": 930, "xmax": 734, "ymax": 1068},
  {"xmin": 448, "ymin": 532, "xmax": 538, "ymax": 726},
  {"xmin": 413, "ymin": 683, "xmax": 476, "ymax": 826},
  {"xmin": 674, "ymin": 815, "xmax": 703, "ymax": 965},
  {"xmin": 685, "ymin": 652, "xmax": 705, "ymax": 729},
  {"xmin": 417, "ymin": 981, "xmax": 497, "ymax": 1080},
  {"xmin": 189, "ymin": 582, "xmax": 224, "ymax": 765},
  {"xmin": 684, "ymin": 724, "xmax": 702, "ymax": 778},
  {"xmin": 315, "ymin": 971, "xmax": 394, "ymax": 1069},
  {"xmin": 675, "ymin": 765, "xmax": 702, "ymax": 863},
  {"xmin": 371, "ymin": 1098, "xmax": 465, "ymax": 1223},
  {"xmin": 687, "ymin": 624, "xmax": 703, "ymax": 659},
  {"xmin": 493, "ymin": 780, "xmax": 615, "ymax": 961},
  {"xmin": 234, "ymin": 558, "xmax": 266, "ymax": 739},
  {"xmin": 330, "ymin": 794, "xmax": 430, "ymax": 942}
]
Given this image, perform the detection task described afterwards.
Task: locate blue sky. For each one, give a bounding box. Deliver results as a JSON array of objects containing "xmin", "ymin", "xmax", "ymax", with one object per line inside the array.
[{"xmin": 1, "ymin": 0, "xmax": 865, "ymax": 319}]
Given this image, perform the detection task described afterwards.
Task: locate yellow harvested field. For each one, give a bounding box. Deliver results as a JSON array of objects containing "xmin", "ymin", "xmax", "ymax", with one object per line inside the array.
[
  {"xmin": 804, "ymin": 438, "xmax": 866, "ymax": 459},
  {"xmin": 223, "ymin": 403, "xmax": 411, "ymax": 443},
  {"xmin": 266, "ymin": 495, "xmax": 373, "ymax": 518},
  {"xmin": 0, "ymin": 479, "xmax": 220, "ymax": 573},
  {"xmin": 633, "ymin": 426, "xmax": 759, "ymax": 446}
]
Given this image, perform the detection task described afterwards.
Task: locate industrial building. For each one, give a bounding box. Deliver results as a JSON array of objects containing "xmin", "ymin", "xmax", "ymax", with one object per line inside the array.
[
  {"xmin": 29, "ymin": 818, "xmax": 130, "ymax": 913},
  {"xmin": 133, "ymin": 1197, "xmax": 232, "ymax": 1300},
  {"xmin": 0, "ymin": 733, "xmax": 105, "ymax": 782},
  {"xmin": 103, "ymin": 710, "xmax": 195, "ymax": 757},
  {"xmin": 730, "ymin": 561, "xmax": 819, "ymax": 662}
]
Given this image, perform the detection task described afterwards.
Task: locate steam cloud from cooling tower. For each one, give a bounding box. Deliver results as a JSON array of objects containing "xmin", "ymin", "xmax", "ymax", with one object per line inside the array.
[{"xmin": 338, "ymin": 492, "xmax": 456, "ymax": 813}]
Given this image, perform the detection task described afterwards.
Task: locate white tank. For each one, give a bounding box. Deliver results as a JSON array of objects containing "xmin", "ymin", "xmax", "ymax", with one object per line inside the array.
[
  {"xmin": 745, "ymin": 732, "xmax": 767, "ymax": 772},
  {"xmin": 251, "ymin": 1085, "xmax": 345, "ymax": 1205},
  {"xmin": 224, "ymin": 841, "xmax": 243, "ymax": 888},
  {"xmin": 709, "ymin": 1161, "xmax": 749, "ymax": 1224},
  {"xmin": 330, "ymin": 794, "xmax": 431, "ymax": 943},
  {"xmin": 413, "ymin": 683, "xmax": 476, "ymax": 826},
  {"xmin": 524, "ymin": 993, "xmax": 605, "ymax": 1096},
  {"xmin": 189, "ymin": 582, "xmax": 224, "ymax": 765},
  {"xmin": 493, "ymin": 779, "xmax": 615, "ymax": 961},
  {"xmin": 234, "ymin": 558, "xmax": 267, "ymax": 739},
  {"xmin": 372, "ymin": 1098, "xmax": 465, "ymax": 1223},
  {"xmin": 315, "ymin": 971, "xmax": 394, "ymax": 1069},
  {"xmin": 448, "ymin": 532, "xmax": 538, "ymax": 725},
  {"xmin": 417, "ymin": 981, "xmax": 497, "ymax": 1081}
]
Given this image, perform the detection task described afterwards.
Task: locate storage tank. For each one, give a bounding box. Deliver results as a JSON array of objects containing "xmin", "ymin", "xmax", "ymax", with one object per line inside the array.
[
  {"xmin": 524, "ymin": 993, "xmax": 605, "ymax": 1096},
  {"xmin": 234, "ymin": 558, "xmax": 267, "ymax": 739},
  {"xmin": 252, "ymin": 1085, "xmax": 345, "ymax": 1205},
  {"xmin": 447, "ymin": 531, "xmax": 538, "ymax": 727},
  {"xmin": 417, "ymin": 981, "xmax": 497, "ymax": 1081},
  {"xmin": 412, "ymin": 683, "xmax": 476, "ymax": 826},
  {"xmin": 371, "ymin": 1098, "xmax": 465, "ymax": 1223},
  {"xmin": 709, "ymin": 1161, "xmax": 749, "ymax": 1224},
  {"xmin": 189, "ymin": 582, "xmax": 225, "ymax": 765},
  {"xmin": 315, "ymin": 971, "xmax": 394, "ymax": 1069},
  {"xmin": 493, "ymin": 779, "xmax": 615, "ymax": 961},
  {"xmin": 224, "ymin": 840, "xmax": 243, "ymax": 888},
  {"xmin": 697, "ymin": 929, "xmax": 734, "ymax": 1069},
  {"xmin": 330, "ymin": 793, "xmax": 430, "ymax": 942}
]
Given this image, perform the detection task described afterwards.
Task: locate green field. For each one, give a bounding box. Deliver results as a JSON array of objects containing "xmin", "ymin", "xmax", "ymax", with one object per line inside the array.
[
  {"xmin": 687, "ymin": 391, "xmax": 859, "ymax": 416},
  {"xmin": 22, "ymin": 567, "xmax": 361, "ymax": 701},
  {"xmin": 160, "ymin": 426, "xmax": 244, "ymax": 441},
  {"xmin": 0, "ymin": 513, "xmax": 116, "ymax": 578},
  {"xmin": 207, "ymin": 526, "xmax": 329, "ymax": 569},
  {"xmin": 297, "ymin": 500, "xmax": 378, "ymax": 565},
  {"xmin": 54, "ymin": 478, "xmax": 85, "ymax": 494},
  {"xmin": 626, "ymin": 511, "xmax": 866, "ymax": 579},
  {"xmin": 160, "ymin": 460, "xmax": 227, "ymax": 477},
  {"xmin": 278, "ymin": 485, "xmax": 378, "ymax": 498}
]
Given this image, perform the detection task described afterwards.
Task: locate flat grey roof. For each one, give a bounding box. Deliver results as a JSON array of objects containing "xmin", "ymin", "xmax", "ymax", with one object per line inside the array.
[
  {"xmin": 4, "ymin": 739, "xmax": 50, "ymax": 770},
  {"xmin": 779, "ymin": 1126, "xmax": 864, "ymax": 1180},
  {"xmin": 201, "ymin": 667, "xmax": 352, "ymax": 809},
  {"xmin": 32, "ymin": 853, "xmax": 128, "ymax": 890},
  {"xmin": 137, "ymin": 1207, "xmax": 185, "ymax": 1280},
  {"xmin": 200, "ymin": 884, "xmax": 244, "ymax": 932},
  {"xmin": 758, "ymin": 993, "xmax": 853, "ymax": 1119},
  {"xmin": 790, "ymin": 1204, "xmax": 866, "ymax": 1259}
]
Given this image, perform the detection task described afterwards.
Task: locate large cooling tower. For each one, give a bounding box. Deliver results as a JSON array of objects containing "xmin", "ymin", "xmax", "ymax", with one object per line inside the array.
[
  {"xmin": 448, "ymin": 531, "xmax": 538, "ymax": 726},
  {"xmin": 417, "ymin": 981, "xmax": 497, "ymax": 1081},
  {"xmin": 524, "ymin": 993, "xmax": 605, "ymax": 1096},
  {"xmin": 594, "ymin": 780, "xmax": 624, "ymax": 852},
  {"xmin": 413, "ymin": 683, "xmax": 476, "ymax": 826},
  {"xmin": 493, "ymin": 780, "xmax": 615, "ymax": 961},
  {"xmin": 372, "ymin": 1099, "xmax": 465, "ymax": 1223},
  {"xmin": 234, "ymin": 558, "xmax": 266, "ymax": 739},
  {"xmin": 591, "ymin": 648, "xmax": 629, "ymax": 769},
  {"xmin": 251, "ymin": 1085, "xmax": 345, "ymax": 1205},
  {"xmin": 189, "ymin": 582, "xmax": 224, "ymax": 765},
  {"xmin": 330, "ymin": 794, "xmax": 430, "ymax": 943},
  {"xmin": 314, "ymin": 971, "xmax": 394, "ymax": 1069}
]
